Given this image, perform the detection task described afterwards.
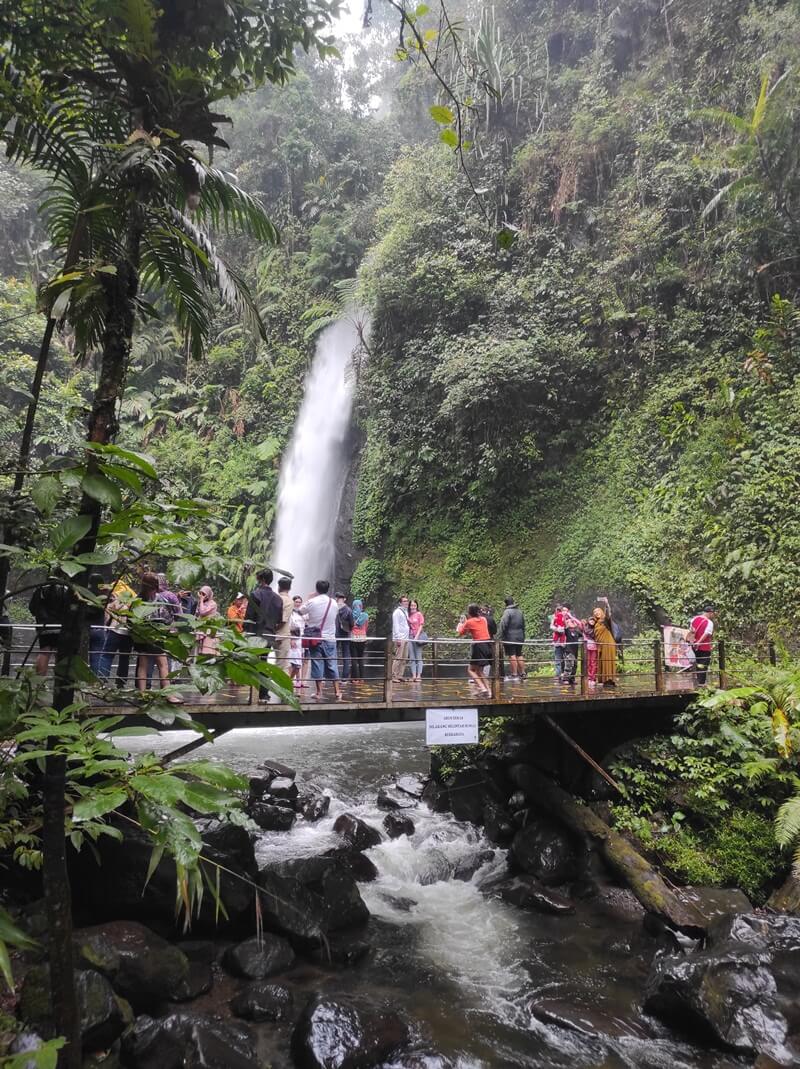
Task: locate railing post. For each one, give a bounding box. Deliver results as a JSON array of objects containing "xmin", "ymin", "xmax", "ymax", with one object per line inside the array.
[
  {"xmin": 653, "ymin": 638, "xmax": 664, "ymax": 693},
  {"xmin": 718, "ymin": 639, "xmax": 727, "ymax": 689},
  {"xmin": 491, "ymin": 640, "xmax": 501, "ymax": 702},
  {"xmin": 579, "ymin": 639, "xmax": 588, "ymax": 697},
  {"xmin": 768, "ymin": 640, "xmax": 777, "ymax": 667},
  {"xmin": 384, "ymin": 637, "xmax": 393, "ymax": 706},
  {"xmin": 432, "ymin": 638, "xmax": 438, "ymax": 680}
]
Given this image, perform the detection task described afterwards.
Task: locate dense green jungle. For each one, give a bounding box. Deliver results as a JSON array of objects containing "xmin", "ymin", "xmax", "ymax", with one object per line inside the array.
[
  {"xmin": 4, "ymin": 2, "xmax": 800, "ymax": 1067},
  {"xmin": 4, "ymin": 0, "xmax": 800, "ymax": 637}
]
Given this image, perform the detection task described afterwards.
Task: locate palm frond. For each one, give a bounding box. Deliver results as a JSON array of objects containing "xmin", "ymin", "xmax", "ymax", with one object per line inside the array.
[
  {"xmin": 193, "ymin": 164, "xmax": 280, "ymax": 245},
  {"xmin": 775, "ymin": 794, "xmax": 800, "ymax": 848}
]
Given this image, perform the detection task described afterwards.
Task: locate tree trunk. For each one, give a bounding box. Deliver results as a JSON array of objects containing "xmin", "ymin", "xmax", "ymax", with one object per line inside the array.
[
  {"xmin": 45, "ymin": 216, "xmax": 142, "ymax": 1069},
  {"xmin": 0, "ymin": 316, "xmax": 57, "ymax": 627},
  {"xmin": 511, "ymin": 765, "xmax": 707, "ymax": 936}
]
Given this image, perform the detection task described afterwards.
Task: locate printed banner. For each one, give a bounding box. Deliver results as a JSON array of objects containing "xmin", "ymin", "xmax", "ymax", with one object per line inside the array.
[{"xmin": 663, "ymin": 625, "xmax": 695, "ymax": 670}]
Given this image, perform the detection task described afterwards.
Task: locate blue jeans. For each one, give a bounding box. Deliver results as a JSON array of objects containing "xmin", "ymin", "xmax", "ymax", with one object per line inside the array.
[
  {"xmin": 553, "ymin": 644, "xmax": 566, "ymax": 680},
  {"xmin": 408, "ymin": 641, "xmax": 423, "ymax": 678},
  {"xmin": 98, "ymin": 629, "xmax": 133, "ymax": 684},
  {"xmin": 310, "ymin": 640, "xmax": 339, "ymax": 681}
]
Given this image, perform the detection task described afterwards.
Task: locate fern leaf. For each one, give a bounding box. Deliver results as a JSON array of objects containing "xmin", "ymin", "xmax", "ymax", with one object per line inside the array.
[{"xmin": 775, "ymin": 795, "xmax": 800, "ymax": 847}]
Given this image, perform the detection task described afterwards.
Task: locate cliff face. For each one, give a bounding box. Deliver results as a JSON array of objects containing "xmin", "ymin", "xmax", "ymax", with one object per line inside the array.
[{"xmin": 349, "ymin": 0, "xmax": 800, "ymax": 638}]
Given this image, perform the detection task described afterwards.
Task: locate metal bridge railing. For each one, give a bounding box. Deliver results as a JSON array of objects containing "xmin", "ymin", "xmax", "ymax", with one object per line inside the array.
[{"xmin": 0, "ymin": 621, "xmax": 741, "ymax": 707}]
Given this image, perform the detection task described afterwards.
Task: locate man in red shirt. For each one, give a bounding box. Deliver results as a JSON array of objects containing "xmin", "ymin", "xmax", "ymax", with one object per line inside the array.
[{"xmin": 687, "ymin": 605, "xmax": 716, "ymax": 685}]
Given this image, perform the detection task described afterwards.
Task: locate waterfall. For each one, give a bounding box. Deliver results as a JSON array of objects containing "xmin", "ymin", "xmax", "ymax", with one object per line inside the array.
[{"xmin": 271, "ymin": 316, "xmax": 360, "ymax": 598}]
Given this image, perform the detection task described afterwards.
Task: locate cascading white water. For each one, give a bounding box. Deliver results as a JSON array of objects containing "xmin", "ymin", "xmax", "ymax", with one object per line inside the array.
[{"xmin": 272, "ymin": 317, "xmax": 361, "ymax": 597}]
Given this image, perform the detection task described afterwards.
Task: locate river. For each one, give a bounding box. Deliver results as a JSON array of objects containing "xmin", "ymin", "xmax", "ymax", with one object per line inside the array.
[{"xmin": 125, "ymin": 723, "xmax": 745, "ymax": 1069}]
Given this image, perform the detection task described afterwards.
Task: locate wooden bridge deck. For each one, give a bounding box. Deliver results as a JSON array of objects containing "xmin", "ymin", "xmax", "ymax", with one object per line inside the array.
[{"xmin": 108, "ymin": 671, "xmax": 701, "ymax": 730}]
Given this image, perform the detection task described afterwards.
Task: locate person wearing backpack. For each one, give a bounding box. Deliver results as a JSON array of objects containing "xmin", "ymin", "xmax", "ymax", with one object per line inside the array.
[
  {"xmin": 133, "ymin": 572, "xmax": 181, "ymax": 701},
  {"xmin": 335, "ymin": 592, "xmax": 354, "ymax": 681},
  {"xmin": 29, "ymin": 577, "xmax": 71, "ymax": 676},
  {"xmin": 245, "ymin": 569, "xmax": 284, "ymax": 700}
]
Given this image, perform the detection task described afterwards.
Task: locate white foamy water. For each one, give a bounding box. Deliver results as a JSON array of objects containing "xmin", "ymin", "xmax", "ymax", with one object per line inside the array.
[{"xmin": 271, "ymin": 317, "xmax": 361, "ymax": 597}]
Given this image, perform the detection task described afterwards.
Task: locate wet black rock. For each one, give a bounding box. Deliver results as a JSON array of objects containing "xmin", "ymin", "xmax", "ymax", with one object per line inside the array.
[
  {"xmin": 70, "ymin": 819, "xmax": 257, "ymax": 933},
  {"xmin": 445, "ymin": 769, "xmax": 500, "ymax": 824},
  {"xmin": 643, "ymin": 912, "xmax": 798, "ymax": 1059},
  {"xmin": 291, "ymin": 996, "xmax": 410, "ymax": 1069},
  {"xmin": 377, "ymin": 893, "xmax": 417, "ymax": 913},
  {"xmin": 222, "ymin": 934, "xmax": 296, "ymax": 980},
  {"xmin": 298, "ymin": 790, "xmax": 331, "ymax": 822},
  {"xmin": 509, "ymin": 819, "xmax": 581, "ymax": 886},
  {"xmin": 249, "ymin": 801, "xmax": 296, "ymax": 832},
  {"xmin": 19, "ymin": 966, "xmax": 132, "ymax": 1050},
  {"xmin": 74, "ymin": 921, "xmax": 189, "ymax": 1011},
  {"xmin": 508, "ymin": 791, "xmax": 527, "ymax": 812},
  {"xmin": 259, "ymin": 760, "xmax": 297, "ymax": 782},
  {"xmin": 377, "ymin": 787, "xmax": 417, "ymax": 811},
  {"xmin": 269, "ymin": 776, "xmax": 300, "ymax": 803},
  {"xmin": 497, "ymin": 876, "xmax": 575, "ymax": 915},
  {"xmin": 675, "ymin": 886, "xmax": 753, "ymax": 925},
  {"xmin": 323, "ymin": 846, "xmax": 379, "ymax": 883},
  {"xmin": 395, "ymin": 775, "xmax": 426, "ymax": 798},
  {"xmin": 319, "ymin": 866, "xmax": 370, "ymax": 930},
  {"xmin": 420, "ymin": 780, "xmax": 449, "ymax": 813},
  {"xmin": 333, "ymin": 813, "xmax": 382, "ymax": 851},
  {"xmin": 230, "ymin": 981, "xmax": 293, "ymax": 1022},
  {"xmin": 123, "ymin": 1012, "xmax": 256, "ymax": 1069},
  {"xmin": 257, "ymin": 868, "xmax": 329, "ymax": 948},
  {"xmin": 384, "ymin": 812, "xmax": 415, "ymax": 838},
  {"xmin": 482, "ymin": 802, "xmax": 514, "ymax": 846},
  {"xmin": 247, "ymin": 776, "xmax": 273, "ymax": 803}
]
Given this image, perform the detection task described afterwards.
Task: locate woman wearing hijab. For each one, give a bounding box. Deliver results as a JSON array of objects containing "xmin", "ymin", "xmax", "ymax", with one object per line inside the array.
[
  {"xmin": 350, "ymin": 598, "xmax": 369, "ymax": 683},
  {"xmin": 196, "ymin": 585, "xmax": 219, "ymax": 656},
  {"xmin": 593, "ymin": 596, "xmax": 617, "ymax": 687}
]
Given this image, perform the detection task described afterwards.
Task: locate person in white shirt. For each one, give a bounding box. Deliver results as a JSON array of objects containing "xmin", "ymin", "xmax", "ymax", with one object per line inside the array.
[
  {"xmin": 300, "ymin": 579, "xmax": 343, "ymax": 701},
  {"xmin": 391, "ymin": 595, "xmax": 410, "ymax": 682},
  {"xmin": 288, "ymin": 595, "xmax": 305, "ymax": 687}
]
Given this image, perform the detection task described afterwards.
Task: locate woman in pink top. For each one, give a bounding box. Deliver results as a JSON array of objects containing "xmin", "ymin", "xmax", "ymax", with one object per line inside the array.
[{"xmin": 407, "ymin": 600, "xmax": 425, "ymax": 681}]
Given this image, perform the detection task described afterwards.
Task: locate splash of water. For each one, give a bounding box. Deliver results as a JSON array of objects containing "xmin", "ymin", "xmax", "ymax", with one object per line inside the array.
[{"xmin": 272, "ymin": 317, "xmax": 360, "ymax": 598}]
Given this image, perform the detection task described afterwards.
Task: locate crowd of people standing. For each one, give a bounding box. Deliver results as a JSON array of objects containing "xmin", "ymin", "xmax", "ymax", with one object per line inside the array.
[{"xmin": 26, "ymin": 565, "xmax": 718, "ymax": 698}]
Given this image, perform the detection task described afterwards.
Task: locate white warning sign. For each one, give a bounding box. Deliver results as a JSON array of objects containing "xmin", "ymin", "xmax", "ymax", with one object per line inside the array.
[{"xmin": 425, "ymin": 707, "xmax": 479, "ymax": 746}]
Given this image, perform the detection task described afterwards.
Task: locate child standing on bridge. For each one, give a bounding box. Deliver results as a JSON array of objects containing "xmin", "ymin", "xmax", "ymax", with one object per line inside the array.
[{"xmin": 457, "ymin": 604, "xmax": 492, "ymax": 697}]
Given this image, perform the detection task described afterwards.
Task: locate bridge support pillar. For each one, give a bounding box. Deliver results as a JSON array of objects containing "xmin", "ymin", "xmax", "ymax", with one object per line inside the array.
[{"xmin": 653, "ymin": 638, "xmax": 664, "ymax": 693}]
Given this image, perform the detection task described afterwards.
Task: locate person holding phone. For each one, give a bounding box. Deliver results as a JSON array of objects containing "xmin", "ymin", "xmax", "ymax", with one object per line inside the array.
[{"xmin": 457, "ymin": 603, "xmax": 492, "ymax": 696}]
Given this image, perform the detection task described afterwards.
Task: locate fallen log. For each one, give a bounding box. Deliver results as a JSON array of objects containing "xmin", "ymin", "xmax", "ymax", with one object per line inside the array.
[{"xmin": 510, "ymin": 764, "xmax": 706, "ymax": 937}]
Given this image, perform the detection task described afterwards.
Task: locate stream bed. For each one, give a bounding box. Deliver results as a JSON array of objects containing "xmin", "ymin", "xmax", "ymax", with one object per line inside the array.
[{"xmin": 124, "ymin": 722, "xmax": 747, "ymax": 1069}]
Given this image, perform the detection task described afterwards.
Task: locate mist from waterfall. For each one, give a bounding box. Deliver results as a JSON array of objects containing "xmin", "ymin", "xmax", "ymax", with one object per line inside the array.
[{"xmin": 271, "ymin": 316, "xmax": 361, "ymax": 598}]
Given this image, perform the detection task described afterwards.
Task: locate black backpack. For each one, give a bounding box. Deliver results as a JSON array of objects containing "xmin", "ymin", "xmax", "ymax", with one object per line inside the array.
[{"xmin": 30, "ymin": 582, "xmax": 71, "ymax": 626}]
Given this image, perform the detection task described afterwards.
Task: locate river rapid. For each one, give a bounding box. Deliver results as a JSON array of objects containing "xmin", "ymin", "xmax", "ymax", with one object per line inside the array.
[{"xmin": 124, "ymin": 723, "xmax": 746, "ymax": 1069}]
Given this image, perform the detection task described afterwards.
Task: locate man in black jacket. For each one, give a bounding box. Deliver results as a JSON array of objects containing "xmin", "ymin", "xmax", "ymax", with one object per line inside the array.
[
  {"xmin": 245, "ymin": 569, "xmax": 284, "ymax": 699},
  {"xmin": 335, "ymin": 592, "xmax": 354, "ymax": 681},
  {"xmin": 498, "ymin": 596, "xmax": 526, "ymax": 681}
]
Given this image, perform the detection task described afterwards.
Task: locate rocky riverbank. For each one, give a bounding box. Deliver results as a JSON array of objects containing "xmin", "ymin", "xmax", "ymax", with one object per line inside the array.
[{"xmin": 8, "ymin": 719, "xmax": 800, "ymax": 1068}]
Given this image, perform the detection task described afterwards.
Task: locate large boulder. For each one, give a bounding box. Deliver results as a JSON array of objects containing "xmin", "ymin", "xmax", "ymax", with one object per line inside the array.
[
  {"xmin": 395, "ymin": 775, "xmax": 426, "ymax": 799},
  {"xmin": 496, "ymin": 876, "xmax": 574, "ymax": 915},
  {"xmin": 291, "ymin": 996, "xmax": 410, "ymax": 1069},
  {"xmin": 259, "ymin": 857, "xmax": 369, "ymax": 936},
  {"xmin": 230, "ymin": 982, "xmax": 293, "ymax": 1022},
  {"xmin": 415, "ymin": 848, "xmax": 452, "ymax": 886},
  {"xmin": 319, "ymin": 866, "xmax": 370, "ymax": 931},
  {"xmin": 222, "ymin": 935, "xmax": 295, "ymax": 979},
  {"xmin": 481, "ymin": 802, "xmax": 514, "ymax": 846},
  {"xmin": 384, "ymin": 813, "xmax": 415, "ymax": 839},
  {"xmin": 249, "ymin": 801, "xmax": 296, "ymax": 832},
  {"xmin": 258, "ymin": 868, "xmax": 328, "ymax": 948},
  {"xmin": 444, "ymin": 770, "xmax": 499, "ymax": 824},
  {"xmin": 643, "ymin": 913, "xmax": 800, "ymax": 1060},
  {"xmin": 19, "ymin": 966, "xmax": 132, "ymax": 1050},
  {"xmin": 269, "ymin": 776, "xmax": 299, "ymax": 803},
  {"xmin": 333, "ymin": 814, "xmax": 382, "ymax": 851},
  {"xmin": 258, "ymin": 760, "xmax": 297, "ymax": 782},
  {"xmin": 70, "ymin": 820, "xmax": 258, "ymax": 933},
  {"xmin": 74, "ymin": 921, "xmax": 189, "ymax": 1011},
  {"xmin": 122, "ymin": 1013, "xmax": 256, "ymax": 1069},
  {"xmin": 508, "ymin": 820, "xmax": 581, "ymax": 885},
  {"xmin": 323, "ymin": 846, "xmax": 379, "ymax": 883}
]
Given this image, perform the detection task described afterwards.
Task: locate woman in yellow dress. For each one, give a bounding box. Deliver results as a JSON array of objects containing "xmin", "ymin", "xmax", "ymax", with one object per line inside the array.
[{"xmin": 593, "ymin": 597, "xmax": 617, "ymax": 686}]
